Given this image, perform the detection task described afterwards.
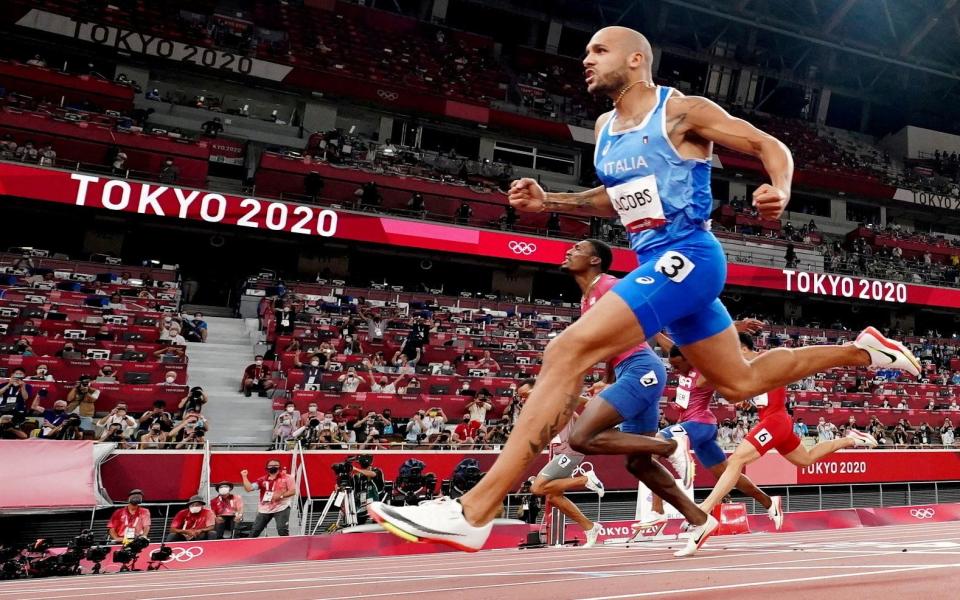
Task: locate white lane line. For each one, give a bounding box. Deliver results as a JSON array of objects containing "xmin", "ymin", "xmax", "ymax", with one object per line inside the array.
[{"xmin": 575, "ymin": 563, "xmax": 960, "ymax": 599}]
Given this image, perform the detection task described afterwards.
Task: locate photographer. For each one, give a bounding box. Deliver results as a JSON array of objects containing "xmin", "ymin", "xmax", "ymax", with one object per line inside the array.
[
  {"xmin": 241, "ymin": 460, "xmax": 296, "ymax": 537},
  {"xmin": 49, "ymin": 413, "xmax": 84, "ymax": 441},
  {"xmin": 211, "ymin": 482, "xmax": 244, "ymax": 539},
  {"xmin": 178, "ymin": 387, "xmax": 208, "ymax": 417},
  {"xmin": 96, "ymin": 404, "xmax": 137, "ymax": 438},
  {"xmin": 404, "ymin": 411, "xmax": 427, "ymax": 446},
  {"xmin": 139, "ymin": 422, "xmax": 170, "ymax": 449},
  {"xmin": 353, "ymin": 411, "xmax": 388, "ymax": 443},
  {"xmin": 138, "ymin": 400, "xmax": 174, "ymax": 436},
  {"xmin": 99, "ymin": 422, "xmax": 135, "ymax": 448},
  {"xmin": 107, "ymin": 489, "xmax": 151, "ymax": 544},
  {"xmin": 338, "ymin": 367, "xmax": 365, "ymax": 393},
  {"xmin": 349, "ymin": 455, "xmax": 384, "ymax": 523},
  {"xmin": 0, "ymin": 369, "xmax": 32, "ymax": 417},
  {"xmin": 273, "ymin": 406, "xmax": 299, "ymax": 449},
  {"xmin": 0, "ymin": 414, "xmax": 28, "ymax": 439},
  {"xmin": 173, "ymin": 416, "xmax": 208, "ymax": 450},
  {"xmin": 514, "ymin": 478, "xmax": 542, "ymax": 524},
  {"xmin": 359, "ymin": 429, "xmax": 388, "ymax": 450},
  {"xmin": 65, "ymin": 376, "xmax": 100, "ymax": 430},
  {"xmin": 166, "ymin": 496, "xmax": 216, "ymax": 541},
  {"xmin": 422, "ymin": 407, "xmax": 448, "ymax": 446}
]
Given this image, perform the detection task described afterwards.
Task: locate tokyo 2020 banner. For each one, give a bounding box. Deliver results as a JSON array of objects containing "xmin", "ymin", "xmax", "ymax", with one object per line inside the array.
[{"xmin": 2, "ymin": 162, "xmax": 959, "ymax": 309}]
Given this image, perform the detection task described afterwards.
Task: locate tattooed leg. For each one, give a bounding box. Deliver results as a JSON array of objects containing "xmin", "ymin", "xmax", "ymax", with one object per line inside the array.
[{"xmin": 458, "ymin": 292, "xmax": 648, "ymax": 526}]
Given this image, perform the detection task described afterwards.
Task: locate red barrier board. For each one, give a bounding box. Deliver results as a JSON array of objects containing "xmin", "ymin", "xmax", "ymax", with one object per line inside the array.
[
  {"xmin": 4, "ymin": 163, "xmax": 960, "ymax": 309},
  {"xmin": 97, "ymin": 449, "xmax": 960, "ymax": 503}
]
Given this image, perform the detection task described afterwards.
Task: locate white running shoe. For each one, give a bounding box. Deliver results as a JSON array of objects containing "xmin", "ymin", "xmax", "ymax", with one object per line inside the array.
[
  {"xmin": 673, "ymin": 514, "xmax": 719, "ymax": 557},
  {"xmin": 630, "ymin": 512, "xmax": 667, "ymax": 541},
  {"xmin": 767, "ymin": 495, "xmax": 784, "ymax": 531},
  {"xmin": 582, "ymin": 522, "xmax": 602, "ymax": 548},
  {"xmin": 367, "ymin": 497, "xmax": 493, "ymax": 552},
  {"xmin": 666, "ymin": 427, "xmax": 695, "ymax": 489},
  {"xmin": 846, "ymin": 429, "xmax": 879, "ymax": 448},
  {"xmin": 854, "ymin": 327, "xmax": 921, "ymax": 377},
  {"xmin": 578, "ymin": 465, "xmax": 605, "ymax": 498}
]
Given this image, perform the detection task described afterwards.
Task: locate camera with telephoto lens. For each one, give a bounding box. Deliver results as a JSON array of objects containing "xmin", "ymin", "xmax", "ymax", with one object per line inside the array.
[{"xmin": 331, "ymin": 456, "xmax": 360, "ymax": 487}]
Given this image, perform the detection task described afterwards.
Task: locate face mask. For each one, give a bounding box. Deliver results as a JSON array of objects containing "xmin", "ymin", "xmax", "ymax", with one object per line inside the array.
[
  {"xmin": 54, "ymin": 409, "xmax": 64, "ymax": 414},
  {"xmin": 267, "ymin": 466, "xmax": 280, "ymax": 474},
  {"xmin": 308, "ymin": 407, "xmax": 317, "ymax": 413},
  {"xmin": 286, "ymin": 407, "xmax": 296, "ymax": 413},
  {"xmin": 255, "ymin": 360, "xmax": 263, "ymax": 366},
  {"xmin": 166, "ymin": 377, "xmax": 176, "ymax": 383},
  {"xmin": 129, "ymin": 495, "xmax": 143, "ymax": 505},
  {"xmin": 151, "ymin": 428, "xmax": 161, "ymax": 433},
  {"xmin": 189, "ymin": 505, "xmax": 202, "ymax": 514},
  {"xmin": 103, "ymin": 370, "xmax": 112, "ymax": 375},
  {"xmin": 218, "ymin": 487, "xmax": 230, "ymax": 495}
]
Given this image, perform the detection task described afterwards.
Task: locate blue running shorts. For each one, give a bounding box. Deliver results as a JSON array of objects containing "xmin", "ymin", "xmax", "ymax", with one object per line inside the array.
[
  {"xmin": 611, "ymin": 228, "xmax": 733, "ymax": 347},
  {"xmin": 601, "ymin": 350, "xmax": 666, "ymax": 434},
  {"xmin": 660, "ymin": 421, "xmax": 726, "ymax": 468}
]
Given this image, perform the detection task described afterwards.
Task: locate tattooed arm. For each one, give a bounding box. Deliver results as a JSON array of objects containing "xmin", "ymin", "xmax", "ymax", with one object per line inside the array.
[
  {"xmin": 507, "ymin": 111, "xmax": 617, "ymax": 217},
  {"xmin": 667, "ymin": 95, "xmax": 794, "ymax": 220}
]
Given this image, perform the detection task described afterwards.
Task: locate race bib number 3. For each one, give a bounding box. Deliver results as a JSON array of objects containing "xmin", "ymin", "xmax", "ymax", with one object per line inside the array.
[
  {"xmin": 655, "ymin": 251, "xmax": 695, "ymax": 283},
  {"xmin": 606, "ymin": 175, "xmax": 667, "ymax": 232}
]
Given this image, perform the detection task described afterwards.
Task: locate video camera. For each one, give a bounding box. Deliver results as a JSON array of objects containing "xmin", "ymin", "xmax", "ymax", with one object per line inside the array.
[
  {"xmin": 331, "ymin": 456, "xmax": 361, "ymax": 487},
  {"xmin": 391, "ymin": 458, "xmax": 436, "ymax": 506}
]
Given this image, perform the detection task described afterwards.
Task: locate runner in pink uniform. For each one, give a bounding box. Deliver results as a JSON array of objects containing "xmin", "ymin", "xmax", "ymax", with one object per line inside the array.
[{"xmin": 643, "ymin": 331, "xmax": 782, "ymax": 529}]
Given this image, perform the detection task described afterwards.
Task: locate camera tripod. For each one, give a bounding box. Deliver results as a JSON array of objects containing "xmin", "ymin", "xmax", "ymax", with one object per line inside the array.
[{"xmin": 313, "ymin": 484, "xmax": 359, "ymax": 534}]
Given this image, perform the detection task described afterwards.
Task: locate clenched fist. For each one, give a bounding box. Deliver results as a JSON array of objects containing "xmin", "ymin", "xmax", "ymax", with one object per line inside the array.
[
  {"xmin": 752, "ymin": 184, "xmax": 789, "ymax": 220},
  {"xmin": 508, "ymin": 178, "xmax": 546, "ymax": 213}
]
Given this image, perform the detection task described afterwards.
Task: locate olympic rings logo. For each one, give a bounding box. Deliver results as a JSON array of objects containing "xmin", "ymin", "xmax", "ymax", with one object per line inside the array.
[
  {"xmin": 376, "ymin": 89, "xmax": 399, "ymax": 101},
  {"xmin": 508, "ymin": 241, "xmax": 537, "ymax": 255},
  {"xmin": 163, "ymin": 546, "xmax": 204, "ymax": 562},
  {"xmin": 910, "ymin": 508, "xmax": 935, "ymax": 519}
]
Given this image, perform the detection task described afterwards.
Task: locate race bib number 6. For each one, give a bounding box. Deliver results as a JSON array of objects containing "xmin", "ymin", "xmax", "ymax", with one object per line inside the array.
[{"xmin": 655, "ymin": 251, "xmax": 695, "ymax": 283}]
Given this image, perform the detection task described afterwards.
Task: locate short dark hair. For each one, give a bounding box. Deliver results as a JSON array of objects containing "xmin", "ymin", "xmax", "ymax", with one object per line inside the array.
[
  {"xmin": 668, "ymin": 345, "xmax": 684, "ymax": 359},
  {"xmin": 738, "ymin": 332, "xmax": 755, "ymax": 351},
  {"xmin": 585, "ymin": 239, "xmax": 613, "ymax": 272}
]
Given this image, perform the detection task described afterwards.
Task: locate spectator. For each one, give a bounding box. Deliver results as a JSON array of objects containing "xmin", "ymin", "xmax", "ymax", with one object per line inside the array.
[
  {"xmin": 422, "ymin": 407, "xmax": 448, "ymax": 445},
  {"xmin": 146, "ymin": 88, "xmax": 161, "ymax": 101},
  {"xmin": 405, "ymin": 411, "xmax": 426, "ymax": 446},
  {"xmin": 368, "ymin": 373, "xmax": 403, "ymax": 393},
  {"xmin": 275, "ymin": 304, "xmax": 295, "ymax": 335},
  {"xmin": 357, "ymin": 181, "xmax": 381, "ymax": 210},
  {"xmin": 456, "ymin": 201, "xmax": 473, "ymax": 225},
  {"xmin": 360, "ymin": 305, "xmax": 388, "ymax": 344},
  {"xmin": 97, "ymin": 403, "xmax": 136, "ymax": 434},
  {"xmin": 211, "ymin": 482, "xmax": 244, "ymax": 539},
  {"xmin": 159, "ymin": 158, "xmax": 180, "ymax": 183},
  {"xmin": 15, "ymin": 141, "xmax": 38, "ymax": 162},
  {"xmin": 107, "ymin": 489, "xmax": 151, "ymax": 543},
  {"xmin": 26, "ymin": 54, "xmax": 46, "ymax": 67},
  {"xmin": 399, "ymin": 377, "xmax": 421, "ymax": 394},
  {"xmin": 184, "ymin": 312, "xmax": 208, "ymax": 343},
  {"xmin": 96, "ymin": 364, "xmax": 118, "ymax": 382},
  {"xmin": 942, "ymin": 422, "xmax": 956, "ymax": 446},
  {"xmin": 437, "ymin": 360, "xmax": 456, "ymax": 376},
  {"xmin": 38, "ymin": 144, "xmax": 56, "ymax": 167},
  {"xmin": 156, "ymin": 370, "xmax": 179, "ymax": 386},
  {"xmin": 139, "ymin": 422, "xmax": 170, "ymax": 449},
  {"xmin": 476, "ymin": 350, "xmax": 500, "ymax": 373},
  {"xmin": 30, "ymin": 396, "xmax": 68, "ymax": 433},
  {"xmin": 0, "ymin": 369, "xmax": 32, "ymax": 416},
  {"xmin": 201, "ymin": 117, "xmax": 224, "ymax": 138},
  {"xmin": 338, "ymin": 367, "xmax": 364, "ymax": 393},
  {"xmin": 457, "ymin": 381, "xmax": 477, "ymax": 397},
  {"xmin": 399, "ymin": 316, "xmax": 430, "ymax": 359},
  {"xmin": 241, "ymin": 461, "xmax": 296, "ymax": 537},
  {"xmin": 241, "ymin": 355, "xmax": 275, "ymax": 397},
  {"xmin": 893, "ymin": 425, "xmax": 908, "ymax": 447},
  {"xmin": 300, "ymin": 403, "xmax": 322, "ymax": 427},
  {"xmin": 160, "ymin": 323, "xmax": 186, "ymax": 345},
  {"xmin": 0, "ymin": 134, "xmax": 17, "ymax": 159},
  {"xmin": 166, "ymin": 495, "xmax": 216, "ymax": 541},
  {"xmin": 547, "ymin": 212, "xmax": 561, "ymax": 235},
  {"xmin": 48, "ymin": 413, "xmax": 84, "ymax": 441},
  {"xmin": 111, "ymin": 149, "xmax": 128, "ymax": 175},
  {"xmin": 465, "ymin": 396, "xmax": 493, "ymax": 427},
  {"xmin": 0, "ymin": 414, "xmax": 28, "ymax": 439},
  {"xmin": 453, "ymin": 413, "xmax": 481, "ymax": 446},
  {"xmin": 407, "ymin": 192, "xmax": 426, "ymax": 217},
  {"xmin": 785, "ymin": 243, "xmax": 799, "ymax": 268},
  {"xmin": 294, "ymin": 353, "xmax": 325, "ymax": 387},
  {"xmin": 178, "ymin": 387, "xmax": 208, "ymax": 416}
]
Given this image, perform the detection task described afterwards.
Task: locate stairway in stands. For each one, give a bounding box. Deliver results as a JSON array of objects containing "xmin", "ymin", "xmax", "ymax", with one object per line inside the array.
[{"xmin": 186, "ymin": 316, "xmax": 273, "ymax": 446}]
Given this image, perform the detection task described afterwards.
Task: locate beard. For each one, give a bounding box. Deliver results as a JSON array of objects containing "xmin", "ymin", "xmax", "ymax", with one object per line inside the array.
[{"xmin": 590, "ymin": 70, "xmax": 630, "ymax": 97}]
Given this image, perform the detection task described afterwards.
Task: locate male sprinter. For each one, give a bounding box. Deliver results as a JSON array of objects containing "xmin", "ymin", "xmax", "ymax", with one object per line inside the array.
[
  {"xmin": 367, "ymin": 26, "xmax": 919, "ymax": 556},
  {"xmin": 644, "ymin": 334, "xmax": 782, "ymax": 532},
  {"xmin": 559, "ymin": 238, "xmax": 714, "ymax": 541},
  {"xmin": 681, "ymin": 333, "xmax": 878, "ymax": 556},
  {"xmin": 525, "ymin": 379, "xmax": 606, "ymax": 548}
]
